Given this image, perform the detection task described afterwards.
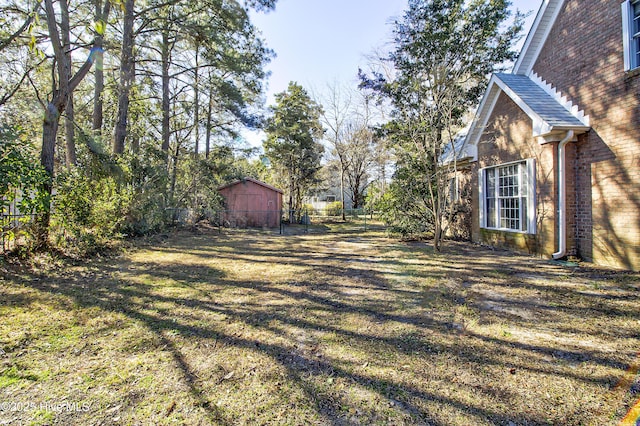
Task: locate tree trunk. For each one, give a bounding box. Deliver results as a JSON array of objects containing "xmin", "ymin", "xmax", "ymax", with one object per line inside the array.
[
  {"xmin": 169, "ymin": 141, "xmax": 180, "ymax": 206},
  {"xmin": 161, "ymin": 29, "xmax": 171, "ymax": 162},
  {"xmin": 129, "ymin": 60, "xmax": 139, "ymax": 154},
  {"xmin": 92, "ymin": 56, "xmax": 104, "ymax": 137},
  {"xmin": 64, "ymin": 96, "xmax": 76, "ymax": 167},
  {"xmin": 352, "ymin": 172, "xmax": 362, "ymax": 209},
  {"xmin": 36, "ymin": 102, "xmax": 62, "ymax": 248},
  {"xmin": 37, "ymin": 0, "xmax": 94, "ymax": 248},
  {"xmin": 430, "ymin": 125, "xmax": 445, "ymax": 252},
  {"xmin": 434, "ymin": 216, "xmax": 442, "ymax": 252},
  {"xmin": 60, "ymin": 0, "xmax": 75, "ymax": 167},
  {"xmin": 113, "ymin": 0, "xmax": 134, "ymax": 155},
  {"xmin": 205, "ymin": 73, "xmax": 213, "ymax": 159},
  {"xmin": 288, "ymin": 160, "xmax": 294, "ymax": 223},
  {"xmin": 36, "ymin": 0, "xmax": 71, "ymax": 248},
  {"xmin": 193, "ymin": 44, "xmax": 200, "ymax": 157},
  {"xmin": 340, "ymin": 161, "xmax": 346, "ymax": 220},
  {"xmin": 92, "ymin": 0, "xmax": 110, "ymax": 139}
]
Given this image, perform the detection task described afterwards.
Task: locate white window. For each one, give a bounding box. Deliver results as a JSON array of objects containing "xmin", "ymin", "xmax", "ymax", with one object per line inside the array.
[
  {"xmin": 622, "ymin": 0, "xmax": 640, "ymax": 71},
  {"xmin": 479, "ymin": 159, "xmax": 536, "ymax": 233}
]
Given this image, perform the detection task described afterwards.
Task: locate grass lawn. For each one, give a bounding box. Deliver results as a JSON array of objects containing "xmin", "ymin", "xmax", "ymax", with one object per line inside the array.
[{"xmin": 1, "ymin": 224, "xmax": 639, "ymax": 425}]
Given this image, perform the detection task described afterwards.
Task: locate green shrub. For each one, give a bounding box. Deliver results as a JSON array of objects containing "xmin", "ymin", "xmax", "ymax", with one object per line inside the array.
[
  {"xmin": 51, "ymin": 168, "xmax": 133, "ymax": 254},
  {"xmin": 301, "ymin": 203, "xmax": 316, "ymax": 215},
  {"xmin": 120, "ymin": 146, "xmax": 171, "ymax": 235},
  {"xmin": 326, "ymin": 201, "xmax": 343, "ymax": 217},
  {"xmin": 374, "ymin": 184, "xmax": 433, "ymax": 239},
  {"xmin": 0, "ymin": 126, "xmax": 50, "ymax": 252}
]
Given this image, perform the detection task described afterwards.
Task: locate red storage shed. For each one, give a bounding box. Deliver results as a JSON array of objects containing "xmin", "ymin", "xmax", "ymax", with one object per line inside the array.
[{"xmin": 217, "ymin": 178, "xmax": 283, "ymax": 228}]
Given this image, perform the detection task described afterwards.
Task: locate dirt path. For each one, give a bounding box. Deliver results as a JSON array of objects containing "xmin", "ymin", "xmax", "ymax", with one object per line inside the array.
[{"xmin": 1, "ymin": 227, "xmax": 639, "ymax": 425}]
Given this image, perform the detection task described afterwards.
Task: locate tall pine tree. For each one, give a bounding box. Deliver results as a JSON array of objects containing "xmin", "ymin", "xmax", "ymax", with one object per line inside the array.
[{"xmin": 264, "ymin": 82, "xmax": 324, "ymax": 221}]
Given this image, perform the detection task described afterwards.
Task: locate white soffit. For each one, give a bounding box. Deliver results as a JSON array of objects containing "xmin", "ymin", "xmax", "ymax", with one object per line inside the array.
[{"xmin": 513, "ymin": 0, "xmax": 566, "ymax": 75}]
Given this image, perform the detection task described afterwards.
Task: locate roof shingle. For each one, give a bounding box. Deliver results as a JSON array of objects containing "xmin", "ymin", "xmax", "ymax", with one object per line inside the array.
[{"xmin": 495, "ymin": 73, "xmax": 586, "ymax": 128}]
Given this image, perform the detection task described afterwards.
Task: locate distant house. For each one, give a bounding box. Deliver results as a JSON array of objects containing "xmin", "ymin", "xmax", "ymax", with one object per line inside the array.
[
  {"xmin": 217, "ymin": 178, "xmax": 283, "ymax": 228},
  {"xmin": 458, "ymin": 0, "xmax": 639, "ymax": 270},
  {"xmin": 304, "ymin": 187, "xmax": 354, "ymax": 212}
]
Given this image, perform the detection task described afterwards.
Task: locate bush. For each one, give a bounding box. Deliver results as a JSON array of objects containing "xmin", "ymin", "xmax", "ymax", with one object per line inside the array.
[
  {"xmin": 51, "ymin": 168, "xmax": 133, "ymax": 254},
  {"xmin": 326, "ymin": 201, "xmax": 343, "ymax": 217},
  {"xmin": 0, "ymin": 126, "xmax": 50, "ymax": 252},
  {"xmin": 374, "ymin": 184, "xmax": 433, "ymax": 239},
  {"xmin": 301, "ymin": 203, "xmax": 316, "ymax": 215},
  {"xmin": 119, "ymin": 147, "xmax": 171, "ymax": 235}
]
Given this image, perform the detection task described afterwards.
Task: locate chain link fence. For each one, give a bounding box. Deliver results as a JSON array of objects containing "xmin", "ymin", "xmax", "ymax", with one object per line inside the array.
[
  {"xmin": 281, "ymin": 208, "xmax": 383, "ymax": 235},
  {"xmin": 168, "ymin": 207, "xmax": 385, "ymax": 235},
  {"xmin": 1, "ymin": 211, "xmax": 38, "ymax": 253},
  {"xmin": 1, "ymin": 206, "xmax": 385, "ymax": 254}
]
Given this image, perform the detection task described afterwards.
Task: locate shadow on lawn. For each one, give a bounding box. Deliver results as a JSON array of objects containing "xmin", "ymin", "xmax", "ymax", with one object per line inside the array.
[{"xmin": 6, "ymin": 229, "xmax": 640, "ymax": 424}]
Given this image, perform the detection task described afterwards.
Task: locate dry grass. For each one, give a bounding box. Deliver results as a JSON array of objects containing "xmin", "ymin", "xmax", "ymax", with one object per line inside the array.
[{"xmin": 1, "ymin": 225, "xmax": 639, "ymax": 425}]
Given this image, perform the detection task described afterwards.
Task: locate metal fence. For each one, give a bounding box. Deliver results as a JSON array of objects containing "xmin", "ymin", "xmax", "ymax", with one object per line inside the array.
[
  {"xmin": 1, "ymin": 212, "xmax": 37, "ymax": 253},
  {"xmin": 169, "ymin": 207, "xmax": 384, "ymax": 235},
  {"xmin": 282, "ymin": 208, "xmax": 383, "ymax": 235},
  {"xmin": 1, "ymin": 190, "xmax": 40, "ymax": 254},
  {"xmin": 0, "ymin": 206, "xmax": 384, "ymax": 253}
]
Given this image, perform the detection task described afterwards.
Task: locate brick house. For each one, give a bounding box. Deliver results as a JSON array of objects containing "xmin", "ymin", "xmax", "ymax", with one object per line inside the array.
[{"xmin": 461, "ymin": 0, "xmax": 639, "ymax": 270}]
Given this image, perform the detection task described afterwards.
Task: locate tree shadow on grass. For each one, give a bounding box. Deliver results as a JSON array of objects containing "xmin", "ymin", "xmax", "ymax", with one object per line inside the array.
[{"xmin": 3, "ymin": 229, "xmax": 639, "ymax": 424}]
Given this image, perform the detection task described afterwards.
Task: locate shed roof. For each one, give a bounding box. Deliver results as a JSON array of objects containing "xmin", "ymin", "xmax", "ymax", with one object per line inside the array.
[{"xmin": 217, "ymin": 177, "xmax": 284, "ymax": 194}]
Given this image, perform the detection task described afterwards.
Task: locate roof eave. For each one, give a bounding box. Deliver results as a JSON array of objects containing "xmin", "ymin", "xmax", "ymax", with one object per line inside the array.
[
  {"xmin": 463, "ymin": 76, "xmax": 503, "ymax": 161},
  {"xmin": 535, "ymin": 126, "xmax": 591, "ymax": 143},
  {"xmin": 464, "ymin": 76, "xmax": 591, "ymax": 160},
  {"xmin": 217, "ymin": 177, "xmax": 284, "ymax": 194}
]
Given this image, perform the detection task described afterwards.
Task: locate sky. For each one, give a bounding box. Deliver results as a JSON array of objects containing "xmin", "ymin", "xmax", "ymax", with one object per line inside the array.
[{"xmin": 245, "ymin": 0, "xmax": 543, "ymax": 146}]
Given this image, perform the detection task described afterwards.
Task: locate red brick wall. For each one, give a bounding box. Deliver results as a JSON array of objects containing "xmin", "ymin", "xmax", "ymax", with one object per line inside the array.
[
  {"xmin": 532, "ymin": 0, "xmax": 640, "ymax": 269},
  {"xmin": 473, "ymin": 92, "xmax": 558, "ymax": 257}
]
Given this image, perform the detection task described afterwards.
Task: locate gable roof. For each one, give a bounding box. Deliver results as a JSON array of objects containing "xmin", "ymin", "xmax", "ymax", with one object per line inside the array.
[
  {"xmin": 217, "ymin": 177, "xmax": 284, "ymax": 194},
  {"xmin": 463, "ymin": 0, "xmax": 591, "ymax": 158},
  {"xmin": 513, "ymin": 0, "xmax": 567, "ymax": 75},
  {"xmin": 441, "ymin": 127, "xmax": 477, "ymax": 165},
  {"xmin": 494, "ymin": 73, "xmax": 589, "ymax": 132}
]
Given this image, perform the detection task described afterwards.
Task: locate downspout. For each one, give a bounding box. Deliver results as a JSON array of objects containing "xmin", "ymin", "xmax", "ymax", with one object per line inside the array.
[{"xmin": 552, "ymin": 130, "xmax": 575, "ymax": 260}]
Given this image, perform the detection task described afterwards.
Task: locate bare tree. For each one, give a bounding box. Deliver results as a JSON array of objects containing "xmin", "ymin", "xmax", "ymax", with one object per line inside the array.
[
  {"xmin": 317, "ymin": 81, "xmax": 353, "ymax": 219},
  {"xmin": 318, "ymin": 84, "xmax": 384, "ymax": 212}
]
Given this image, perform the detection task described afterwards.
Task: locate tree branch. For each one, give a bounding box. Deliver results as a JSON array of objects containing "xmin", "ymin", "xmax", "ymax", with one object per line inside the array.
[{"xmin": 0, "ymin": 1, "xmax": 42, "ymax": 51}]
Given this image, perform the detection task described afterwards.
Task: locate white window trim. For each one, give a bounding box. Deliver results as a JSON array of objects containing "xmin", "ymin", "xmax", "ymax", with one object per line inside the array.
[
  {"xmin": 622, "ymin": 0, "xmax": 640, "ymax": 71},
  {"xmin": 479, "ymin": 159, "xmax": 536, "ymax": 234}
]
